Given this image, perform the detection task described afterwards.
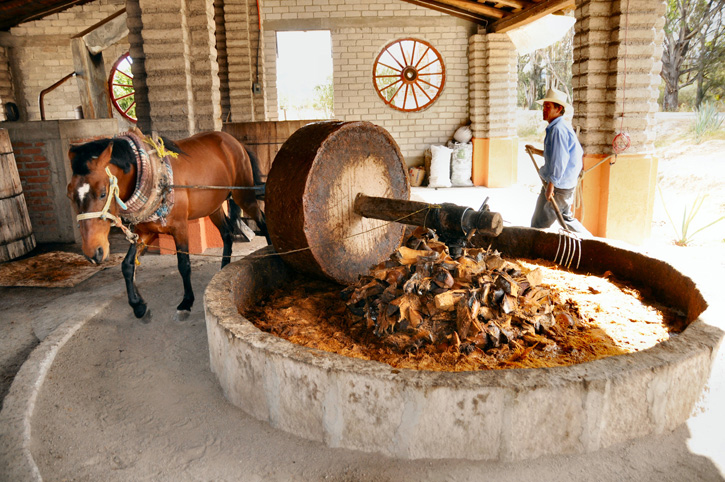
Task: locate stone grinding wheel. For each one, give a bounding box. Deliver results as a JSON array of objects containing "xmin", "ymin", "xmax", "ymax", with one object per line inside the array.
[{"xmin": 265, "ymin": 121, "xmax": 409, "ymax": 285}]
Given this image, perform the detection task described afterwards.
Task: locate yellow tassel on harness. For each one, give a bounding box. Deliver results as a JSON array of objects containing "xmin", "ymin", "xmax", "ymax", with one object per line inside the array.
[{"xmin": 145, "ymin": 135, "xmax": 179, "ymax": 159}]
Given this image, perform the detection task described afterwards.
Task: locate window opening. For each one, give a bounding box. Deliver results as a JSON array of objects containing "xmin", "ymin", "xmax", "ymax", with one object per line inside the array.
[
  {"xmin": 373, "ymin": 38, "xmax": 445, "ymax": 112},
  {"xmin": 108, "ymin": 52, "xmax": 136, "ymax": 122},
  {"xmin": 276, "ymin": 30, "xmax": 333, "ymax": 120}
]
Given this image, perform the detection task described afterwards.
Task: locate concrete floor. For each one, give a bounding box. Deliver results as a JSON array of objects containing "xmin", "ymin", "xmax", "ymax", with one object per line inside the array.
[{"xmin": 0, "ymin": 185, "xmax": 723, "ymax": 481}]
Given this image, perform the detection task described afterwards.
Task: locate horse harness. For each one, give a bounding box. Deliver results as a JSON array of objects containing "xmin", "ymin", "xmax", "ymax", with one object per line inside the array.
[{"xmin": 76, "ymin": 131, "xmax": 174, "ymax": 243}]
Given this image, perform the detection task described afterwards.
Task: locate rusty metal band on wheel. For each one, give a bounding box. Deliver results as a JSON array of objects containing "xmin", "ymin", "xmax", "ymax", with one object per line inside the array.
[{"xmin": 265, "ymin": 121, "xmax": 410, "ymax": 285}]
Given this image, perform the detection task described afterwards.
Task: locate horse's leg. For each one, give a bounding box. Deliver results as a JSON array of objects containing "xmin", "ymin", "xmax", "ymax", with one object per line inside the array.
[
  {"xmin": 171, "ymin": 224, "xmax": 194, "ymax": 320},
  {"xmin": 122, "ymin": 233, "xmax": 155, "ymax": 321},
  {"xmin": 209, "ymin": 207, "xmax": 233, "ymax": 269},
  {"xmin": 232, "ymin": 190, "xmax": 271, "ymax": 245}
]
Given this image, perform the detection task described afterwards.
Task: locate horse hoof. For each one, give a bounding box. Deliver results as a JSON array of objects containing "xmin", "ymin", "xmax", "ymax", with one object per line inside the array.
[
  {"xmin": 174, "ymin": 310, "xmax": 191, "ymax": 322},
  {"xmin": 140, "ymin": 309, "xmax": 152, "ymax": 324},
  {"xmin": 133, "ymin": 304, "xmax": 148, "ymax": 319}
]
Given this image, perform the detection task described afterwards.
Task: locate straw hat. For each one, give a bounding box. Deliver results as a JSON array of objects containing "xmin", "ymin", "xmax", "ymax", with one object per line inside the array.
[{"xmin": 536, "ymin": 87, "xmax": 572, "ymax": 111}]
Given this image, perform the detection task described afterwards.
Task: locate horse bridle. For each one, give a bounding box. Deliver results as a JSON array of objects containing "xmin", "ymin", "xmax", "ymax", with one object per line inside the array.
[{"xmin": 76, "ymin": 167, "xmax": 138, "ymax": 242}]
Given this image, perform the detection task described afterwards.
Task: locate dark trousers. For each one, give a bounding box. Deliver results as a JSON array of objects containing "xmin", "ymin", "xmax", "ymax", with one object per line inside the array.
[{"xmin": 530, "ymin": 186, "xmax": 591, "ymax": 235}]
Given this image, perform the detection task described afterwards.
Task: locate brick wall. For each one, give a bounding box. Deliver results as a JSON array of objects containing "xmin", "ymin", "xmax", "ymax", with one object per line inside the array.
[
  {"xmin": 223, "ymin": 0, "xmax": 256, "ymax": 122},
  {"xmin": 2, "ymin": 120, "xmax": 119, "ymax": 243},
  {"xmin": 8, "ymin": 0, "xmax": 127, "ymax": 122},
  {"xmin": 260, "ymin": 0, "xmax": 475, "ymax": 166},
  {"xmin": 126, "ymin": 0, "xmax": 151, "ymax": 133},
  {"xmin": 573, "ymin": 0, "xmax": 665, "ymax": 154},
  {"xmin": 214, "ymin": 0, "xmax": 232, "ymax": 122},
  {"xmin": 188, "ymin": 0, "xmax": 222, "ymax": 133},
  {"xmin": 11, "ymin": 141, "xmax": 56, "ymax": 238},
  {"xmin": 468, "ymin": 33, "xmax": 517, "ymax": 139},
  {"xmin": 126, "ymin": 0, "xmax": 221, "ymax": 138}
]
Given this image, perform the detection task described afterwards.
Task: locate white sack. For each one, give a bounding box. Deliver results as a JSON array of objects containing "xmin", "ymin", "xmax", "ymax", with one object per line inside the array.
[
  {"xmin": 428, "ymin": 144, "xmax": 452, "ymax": 188},
  {"xmin": 448, "ymin": 142, "xmax": 473, "ymax": 187}
]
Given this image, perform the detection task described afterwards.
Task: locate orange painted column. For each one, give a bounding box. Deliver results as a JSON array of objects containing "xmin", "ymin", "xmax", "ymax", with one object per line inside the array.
[
  {"xmin": 471, "ymin": 137, "xmax": 518, "ymax": 188},
  {"xmin": 148, "ymin": 216, "xmax": 223, "ymax": 255},
  {"xmin": 577, "ymin": 153, "xmax": 658, "ymax": 244}
]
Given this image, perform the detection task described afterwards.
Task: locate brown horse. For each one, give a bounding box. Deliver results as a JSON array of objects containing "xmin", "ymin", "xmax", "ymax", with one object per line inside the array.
[{"xmin": 66, "ymin": 130, "xmax": 268, "ymax": 320}]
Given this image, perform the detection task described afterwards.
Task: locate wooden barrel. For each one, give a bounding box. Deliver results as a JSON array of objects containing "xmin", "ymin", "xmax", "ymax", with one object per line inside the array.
[
  {"xmin": 265, "ymin": 121, "xmax": 409, "ymax": 285},
  {"xmin": 0, "ymin": 129, "xmax": 36, "ymax": 262}
]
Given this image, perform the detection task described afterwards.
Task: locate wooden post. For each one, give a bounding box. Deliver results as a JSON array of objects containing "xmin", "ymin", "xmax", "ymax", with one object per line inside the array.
[{"xmin": 71, "ymin": 37, "xmax": 113, "ymax": 119}]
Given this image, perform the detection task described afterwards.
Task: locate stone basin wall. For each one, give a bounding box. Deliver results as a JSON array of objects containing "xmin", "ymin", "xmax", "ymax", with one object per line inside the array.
[{"xmin": 204, "ymin": 228, "xmax": 722, "ymax": 460}]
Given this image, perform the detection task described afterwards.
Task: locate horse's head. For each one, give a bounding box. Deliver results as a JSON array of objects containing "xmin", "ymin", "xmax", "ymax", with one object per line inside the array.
[{"xmin": 67, "ymin": 140, "xmax": 123, "ymax": 264}]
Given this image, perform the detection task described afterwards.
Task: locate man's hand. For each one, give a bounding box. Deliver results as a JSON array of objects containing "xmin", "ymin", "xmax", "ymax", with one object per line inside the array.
[
  {"xmin": 545, "ymin": 181, "xmax": 555, "ymax": 201},
  {"xmin": 526, "ymin": 145, "xmax": 543, "ymax": 157}
]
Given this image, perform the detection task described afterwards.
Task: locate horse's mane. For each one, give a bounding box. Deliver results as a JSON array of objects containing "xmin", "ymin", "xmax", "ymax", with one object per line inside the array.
[
  {"xmin": 159, "ymin": 136, "xmax": 184, "ymax": 156},
  {"xmin": 69, "ymin": 135, "xmax": 184, "ymax": 176},
  {"xmin": 69, "ymin": 138, "xmax": 136, "ymax": 176}
]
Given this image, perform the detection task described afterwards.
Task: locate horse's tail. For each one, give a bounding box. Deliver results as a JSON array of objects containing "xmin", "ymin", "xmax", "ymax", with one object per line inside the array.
[
  {"xmin": 246, "ymin": 148, "xmax": 264, "ymax": 187},
  {"xmin": 225, "ymin": 196, "xmax": 257, "ymax": 241}
]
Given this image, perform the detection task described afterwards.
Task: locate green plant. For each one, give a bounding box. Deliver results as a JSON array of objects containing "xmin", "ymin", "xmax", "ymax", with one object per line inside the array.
[
  {"xmin": 691, "ymin": 101, "xmax": 724, "ymax": 143},
  {"xmin": 517, "ymin": 120, "xmax": 542, "ymax": 139},
  {"xmin": 658, "ymin": 185, "xmax": 725, "ymax": 246},
  {"xmin": 313, "ymin": 75, "xmax": 333, "ymax": 118}
]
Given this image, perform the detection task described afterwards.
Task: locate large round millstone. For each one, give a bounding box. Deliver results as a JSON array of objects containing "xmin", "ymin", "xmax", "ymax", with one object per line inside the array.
[{"xmin": 265, "ymin": 121, "xmax": 410, "ymax": 284}]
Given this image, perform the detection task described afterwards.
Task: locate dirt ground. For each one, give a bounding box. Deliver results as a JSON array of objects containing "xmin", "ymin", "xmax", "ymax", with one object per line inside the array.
[
  {"xmin": 1, "ymin": 112, "xmax": 724, "ymax": 481},
  {"xmin": 22, "ymin": 238, "xmax": 725, "ymax": 482}
]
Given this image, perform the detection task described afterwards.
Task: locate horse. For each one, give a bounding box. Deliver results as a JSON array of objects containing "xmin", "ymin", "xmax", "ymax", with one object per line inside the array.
[{"xmin": 66, "ymin": 129, "xmax": 269, "ymax": 321}]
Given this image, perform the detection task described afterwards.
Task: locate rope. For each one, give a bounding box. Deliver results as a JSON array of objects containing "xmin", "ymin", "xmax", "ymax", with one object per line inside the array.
[
  {"xmin": 574, "ymin": 0, "xmax": 633, "ymax": 213},
  {"xmin": 77, "ymin": 167, "xmax": 127, "ymax": 222},
  {"xmin": 573, "ymin": 154, "xmax": 616, "ymax": 210},
  {"xmin": 76, "ymin": 167, "xmax": 139, "ymax": 243},
  {"xmin": 611, "ymin": 0, "xmax": 632, "ymax": 155},
  {"xmin": 620, "ymin": 0, "xmax": 630, "ymax": 134},
  {"xmin": 132, "ymin": 204, "xmax": 443, "ymax": 261},
  {"xmin": 170, "ymin": 184, "xmax": 263, "ymax": 190},
  {"xmin": 144, "ymin": 135, "xmax": 179, "ymax": 159}
]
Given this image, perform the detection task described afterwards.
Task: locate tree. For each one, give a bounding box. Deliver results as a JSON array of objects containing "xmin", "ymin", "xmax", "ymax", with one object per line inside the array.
[
  {"xmin": 694, "ymin": 10, "xmax": 725, "ymax": 105},
  {"xmin": 542, "ymin": 29, "xmax": 574, "ymax": 100},
  {"xmin": 313, "ymin": 76, "xmax": 333, "ymax": 119},
  {"xmin": 517, "ymin": 29, "xmax": 574, "ymax": 109},
  {"xmin": 660, "ymin": 0, "xmax": 725, "ymax": 111},
  {"xmin": 518, "ymin": 51, "xmax": 545, "ymax": 109}
]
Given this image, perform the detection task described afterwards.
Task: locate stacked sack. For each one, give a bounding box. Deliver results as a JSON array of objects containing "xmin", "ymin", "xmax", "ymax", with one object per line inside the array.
[{"xmin": 425, "ymin": 125, "xmax": 473, "ymax": 188}]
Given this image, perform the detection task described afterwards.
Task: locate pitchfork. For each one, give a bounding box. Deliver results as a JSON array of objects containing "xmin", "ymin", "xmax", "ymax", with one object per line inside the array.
[{"xmin": 525, "ymin": 145, "xmax": 582, "ymax": 270}]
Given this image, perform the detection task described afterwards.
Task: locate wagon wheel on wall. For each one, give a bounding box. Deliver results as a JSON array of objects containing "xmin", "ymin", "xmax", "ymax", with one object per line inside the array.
[
  {"xmin": 373, "ymin": 38, "xmax": 445, "ymax": 113},
  {"xmin": 108, "ymin": 52, "xmax": 137, "ymax": 122}
]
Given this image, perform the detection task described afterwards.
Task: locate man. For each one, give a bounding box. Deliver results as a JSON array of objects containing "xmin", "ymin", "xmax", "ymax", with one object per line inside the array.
[{"xmin": 528, "ymin": 87, "xmax": 590, "ymax": 235}]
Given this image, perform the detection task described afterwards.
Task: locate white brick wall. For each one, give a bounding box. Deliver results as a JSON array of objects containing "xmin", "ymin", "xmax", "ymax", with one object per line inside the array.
[
  {"xmin": 261, "ymin": 0, "xmax": 473, "ymax": 166},
  {"xmin": 468, "ymin": 33, "xmax": 517, "ymax": 139},
  {"xmin": 9, "ymin": 0, "xmax": 127, "ymax": 122}
]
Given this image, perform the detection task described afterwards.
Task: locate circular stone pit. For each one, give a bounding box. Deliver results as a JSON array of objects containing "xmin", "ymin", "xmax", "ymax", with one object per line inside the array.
[{"xmin": 203, "ymin": 227, "xmax": 722, "ymax": 461}]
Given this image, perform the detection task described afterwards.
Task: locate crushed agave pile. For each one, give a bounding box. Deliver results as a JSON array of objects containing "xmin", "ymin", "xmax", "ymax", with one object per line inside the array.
[{"xmin": 244, "ymin": 228, "xmax": 687, "ymax": 371}]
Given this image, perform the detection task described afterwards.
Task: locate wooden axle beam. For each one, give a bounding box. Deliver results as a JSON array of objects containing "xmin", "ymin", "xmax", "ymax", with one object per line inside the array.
[{"xmin": 353, "ymin": 194, "xmax": 503, "ymax": 238}]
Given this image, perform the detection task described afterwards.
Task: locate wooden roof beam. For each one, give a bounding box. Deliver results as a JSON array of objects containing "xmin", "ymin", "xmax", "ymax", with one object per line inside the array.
[
  {"xmin": 486, "ymin": 0, "xmax": 535, "ymax": 11},
  {"xmin": 489, "ymin": 0, "xmax": 574, "ymax": 32},
  {"xmin": 428, "ymin": 0, "xmax": 508, "ymax": 19},
  {"xmin": 400, "ymin": 0, "xmax": 490, "ymax": 24}
]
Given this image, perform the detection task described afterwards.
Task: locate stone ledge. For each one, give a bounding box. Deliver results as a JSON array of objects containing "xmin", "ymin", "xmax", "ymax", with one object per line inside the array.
[{"xmin": 204, "ymin": 230, "xmax": 722, "ymax": 461}]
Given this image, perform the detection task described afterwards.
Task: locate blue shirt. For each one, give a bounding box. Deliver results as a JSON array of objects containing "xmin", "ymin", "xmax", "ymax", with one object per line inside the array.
[{"xmin": 540, "ymin": 116, "xmax": 583, "ymax": 190}]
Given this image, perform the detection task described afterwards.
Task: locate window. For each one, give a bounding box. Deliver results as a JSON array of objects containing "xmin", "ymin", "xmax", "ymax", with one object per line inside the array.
[
  {"xmin": 373, "ymin": 38, "xmax": 445, "ymax": 112},
  {"xmin": 276, "ymin": 31, "xmax": 333, "ymax": 120},
  {"xmin": 108, "ymin": 52, "xmax": 136, "ymax": 122}
]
